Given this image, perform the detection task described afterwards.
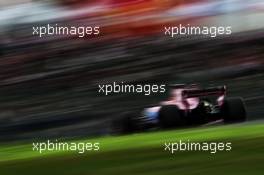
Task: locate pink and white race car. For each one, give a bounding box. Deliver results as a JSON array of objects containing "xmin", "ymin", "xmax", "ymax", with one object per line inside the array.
[{"xmin": 114, "ymin": 84, "xmax": 247, "ymax": 133}]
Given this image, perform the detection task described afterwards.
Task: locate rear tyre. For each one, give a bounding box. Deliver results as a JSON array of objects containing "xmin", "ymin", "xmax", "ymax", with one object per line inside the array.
[
  {"xmin": 158, "ymin": 105, "xmax": 184, "ymax": 128},
  {"xmin": 221, "ymin": 97, "xmax": 247, "ymax": 123}
]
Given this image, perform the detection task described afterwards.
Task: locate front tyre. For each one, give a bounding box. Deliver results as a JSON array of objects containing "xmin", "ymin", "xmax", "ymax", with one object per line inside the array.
[
  {"xmin": 158, "ymin": 105, "xmax": 184, "ymax": 128},
  {"xmin": 221, "ymin": 97, "xmax": 247, "ymax": 123},
  {"xmin": 112, "ymin": 114, "xmax": 138, "ymax": 134}
]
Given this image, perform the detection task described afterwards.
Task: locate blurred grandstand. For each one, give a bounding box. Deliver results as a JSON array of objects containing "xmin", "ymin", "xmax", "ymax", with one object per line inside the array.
[{"xmin": 0, "ymin": 0, "xmax": 263, "ymax": 141}]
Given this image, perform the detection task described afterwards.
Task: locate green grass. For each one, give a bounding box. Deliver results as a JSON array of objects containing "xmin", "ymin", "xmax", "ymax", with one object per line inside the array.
[{"xmin": 1, "ymin": 123, "xmax": 264, "ymax": 175}]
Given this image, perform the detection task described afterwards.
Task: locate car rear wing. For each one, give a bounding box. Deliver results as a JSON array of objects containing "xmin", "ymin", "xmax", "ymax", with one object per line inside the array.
[{"xmin": 182, "ymin": 86, "xmax": 226, "ymax": 98}]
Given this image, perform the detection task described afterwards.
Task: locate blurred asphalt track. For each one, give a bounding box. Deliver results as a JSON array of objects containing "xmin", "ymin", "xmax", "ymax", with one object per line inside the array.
[{"xmin": 0, "ymin": 29, "xmax": 263, "ymax": 141}]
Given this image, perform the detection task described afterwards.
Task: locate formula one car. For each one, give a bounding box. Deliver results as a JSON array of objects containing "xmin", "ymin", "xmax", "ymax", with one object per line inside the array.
[{"xmin": 113, "ymin": 84, "xmax": 247, "ymax": 133}]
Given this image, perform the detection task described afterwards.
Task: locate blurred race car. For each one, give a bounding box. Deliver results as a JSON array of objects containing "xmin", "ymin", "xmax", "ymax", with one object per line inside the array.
[{"xmin": 113, "ymin": 84, "xmax": 247, "ymax": 133}]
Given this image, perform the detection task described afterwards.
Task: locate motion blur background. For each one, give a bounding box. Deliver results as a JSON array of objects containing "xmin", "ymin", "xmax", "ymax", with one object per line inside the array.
[{"xmin": 0, "ymin": 0, "xmax": 263, "ymax": 141}]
